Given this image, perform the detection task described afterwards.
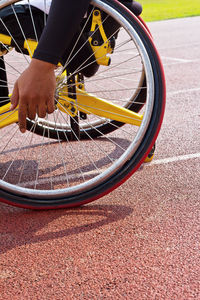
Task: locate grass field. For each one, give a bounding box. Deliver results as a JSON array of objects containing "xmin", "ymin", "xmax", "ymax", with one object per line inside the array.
[{"xmin": 140, "ymin": 0, "xmax": 200, "ymax": 21}]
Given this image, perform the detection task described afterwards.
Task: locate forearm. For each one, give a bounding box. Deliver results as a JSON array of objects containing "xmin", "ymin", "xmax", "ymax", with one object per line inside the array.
[{"xmin": 33, "ymin": 0, "xmax": 91, "ymax": 65}]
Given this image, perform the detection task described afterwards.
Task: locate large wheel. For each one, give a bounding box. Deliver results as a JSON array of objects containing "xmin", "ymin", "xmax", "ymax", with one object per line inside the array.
[{"xmin": 0, "ymin": 0, "xmax": 165, "ymax": 209}]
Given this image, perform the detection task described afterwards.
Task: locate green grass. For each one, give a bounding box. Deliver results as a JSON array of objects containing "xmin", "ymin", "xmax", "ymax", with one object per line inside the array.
[{"xmin": 139, "ymin": 0, "xmax": 200, "ymax": 21}]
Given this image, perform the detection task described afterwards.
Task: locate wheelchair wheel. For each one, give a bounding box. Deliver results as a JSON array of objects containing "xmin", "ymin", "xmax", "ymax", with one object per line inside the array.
[{"xmin": 0, "ymin": 0, "xmax": 165, "ymax": 209}]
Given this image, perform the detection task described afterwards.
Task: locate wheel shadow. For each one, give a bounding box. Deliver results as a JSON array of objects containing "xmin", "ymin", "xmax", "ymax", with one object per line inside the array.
[
  {"xmin": 0, "ymin": 203, "xmax": 133, "ymax": 254},
  {"xmin": 0, "ymin": 137, "xmax": 132, "ymax": 187}
]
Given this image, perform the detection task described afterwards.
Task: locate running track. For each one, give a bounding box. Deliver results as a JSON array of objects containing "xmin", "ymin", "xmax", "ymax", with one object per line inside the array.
[{"xmin": 0, "ymin": 17, "xmax": 200, "ymax": 299}]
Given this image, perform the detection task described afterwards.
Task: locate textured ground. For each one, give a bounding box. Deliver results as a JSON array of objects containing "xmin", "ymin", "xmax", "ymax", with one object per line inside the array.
[{"xmin": 0, "ymin": 17, "xmax": 200, "ymax": 300}]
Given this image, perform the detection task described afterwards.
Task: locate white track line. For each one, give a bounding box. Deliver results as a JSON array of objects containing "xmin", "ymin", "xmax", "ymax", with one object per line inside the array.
[
  {"xmin": 145, "ymin": 153, "xmax": 200, "ymax": 167},
  {"xmin": 161, "ymin": 56, "xmax": 192, "ymax": 63},
  {"xmin": 157, "ymin": 42, "xmax": 200, "ymax": 51},
  {"xmin": 168, "ymin": 87, "xmax": 200, "ymax": 95},
  {"xmin": 163, "ymin": 59, "xmax": 200, "ymax": 67},
  {"xmin": 19, "ymin": 169, "xmax": 101, "ymax": 187},
  {"xmin": 18, "ymin": 153, "xmax": 200, "ymax": 186}
]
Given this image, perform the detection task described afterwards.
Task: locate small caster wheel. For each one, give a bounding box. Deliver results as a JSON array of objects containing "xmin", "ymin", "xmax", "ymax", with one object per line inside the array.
[{"xmin": 144, "ymin": 143, "xmax": 156, "ymax": 163}]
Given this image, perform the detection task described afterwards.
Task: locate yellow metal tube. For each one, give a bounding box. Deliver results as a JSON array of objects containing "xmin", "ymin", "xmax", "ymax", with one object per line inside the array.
[
  {"xmin": 0, "ymin": 33, "xmax": 11, "ymax": 46},
  {"xmin": 58, "ymin": 87, "xmax": 143, "ymax": 126},
  {"xmin": 0, "ymin": 103, "xmax": 18, "ymax": 129}
]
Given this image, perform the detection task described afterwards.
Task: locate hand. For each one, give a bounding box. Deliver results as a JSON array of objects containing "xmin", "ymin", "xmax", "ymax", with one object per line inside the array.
[{"xmin": 10, "ymin": 58, "xmax": 56, "ymax": 133}]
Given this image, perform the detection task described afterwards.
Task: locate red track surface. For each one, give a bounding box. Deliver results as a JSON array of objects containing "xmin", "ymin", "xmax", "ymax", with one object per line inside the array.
[{"xmin": 0, "ymin": 17, "xmax": 200, "ymax": 299}]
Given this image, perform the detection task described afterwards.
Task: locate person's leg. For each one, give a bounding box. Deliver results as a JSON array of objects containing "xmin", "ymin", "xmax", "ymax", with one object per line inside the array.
[
  {"xmin": 0, "ymin": 57, "xmax": 9, "ymax": 107},
  {"xmin": 61, "ymin": 27, "xmax": 99, "ymax": 78},
  {"xmin": 0, "ymin": 5, "xmax": 45, "ymax": 52},
  {"xmin": 61, "ymin": 1, "xmax": 143, "ymax": 78}
]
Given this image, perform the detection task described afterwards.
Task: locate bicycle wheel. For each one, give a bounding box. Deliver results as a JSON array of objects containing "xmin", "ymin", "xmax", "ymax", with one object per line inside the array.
[{"xmin": 0, "ymin": 0, "xmax": 165, "ymax": 209}]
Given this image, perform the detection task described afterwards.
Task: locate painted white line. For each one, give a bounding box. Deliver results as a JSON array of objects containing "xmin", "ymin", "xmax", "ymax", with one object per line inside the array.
[
  {"xmin": 19, "ymin": 169, "xmax": 101, "ymax": 187},
  {"xmin": 146, "ymin": 153, "xmax": 200, "ymax": 167},
  {"xmin": 163, "ymin": 60, "xmax": 200, "ymax": 67},
  {"xmin": 168, "ymin": 87, "xmax": 200, "ymax": 95},
  {"xmin": 19, "ymin": 153, "xmax": 200, "ymax": 186},
  {"xmin": 157, "ymin": 42, "xmax": 200, "ymax": 51},
  {"xmin": 161, "ymin": 56, "xmax": 192, "ymax": 63}
]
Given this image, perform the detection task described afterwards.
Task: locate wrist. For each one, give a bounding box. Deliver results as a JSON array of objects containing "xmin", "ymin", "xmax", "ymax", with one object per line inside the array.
[{"xmin": 30, "ymin": 58, "xmax": 56, "ymax": 71}]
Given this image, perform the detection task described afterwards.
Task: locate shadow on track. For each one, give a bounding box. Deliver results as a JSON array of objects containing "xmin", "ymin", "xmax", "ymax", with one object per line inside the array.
[{"xmin": 0, "ymin": 203, "xmax": 133, "ymax": 254}]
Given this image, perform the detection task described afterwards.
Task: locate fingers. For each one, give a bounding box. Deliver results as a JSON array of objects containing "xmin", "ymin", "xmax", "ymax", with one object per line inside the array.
[
  {"xmin": 18, "ymin": 102, "xmax": 27, "ymax": 133},
  {"xmin": 18, "ymin": 97, "xmax": 55, "ymax": 133},
  {"xmin": 10, "ymin": 81, "xmax": 19, "ymax": 110},
  {"xmin": 37, "ymin": 96, "xmax": 55, "ymax": 117},
  {"xmin": 38, "ymin": 104, "xmax": 48, "ymax": 119},
  {"xmin": 35, "ymin": 97, "xmax": 55, "ymax": 119},
  {"xmin": 27, "ymin": 105, "xmax": 36, "ymax": 120},
  {"xmin": 14, "ymin": 61, "xmax": 56, "ymax": 134},
  {"xmin": 47, "ymin": 98, "xmax": 55, "ymax": 114}
]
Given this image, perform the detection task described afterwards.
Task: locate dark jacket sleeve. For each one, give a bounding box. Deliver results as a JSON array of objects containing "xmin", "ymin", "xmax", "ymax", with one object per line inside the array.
[{"xmin": 33, "ymin": 0, "xmax": 91, "ymax": 65}]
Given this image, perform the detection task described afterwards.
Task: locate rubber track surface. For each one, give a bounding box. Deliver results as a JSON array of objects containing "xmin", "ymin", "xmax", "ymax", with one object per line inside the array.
[{"xmin": 0, "ymin": 17, "xmax": 200, "ymax": 299}]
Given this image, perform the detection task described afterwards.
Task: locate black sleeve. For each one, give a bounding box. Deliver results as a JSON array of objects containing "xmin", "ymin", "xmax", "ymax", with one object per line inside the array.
[{"xmin": 33, "ymin": 0, "xmax": 91, "ymax": 65}]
